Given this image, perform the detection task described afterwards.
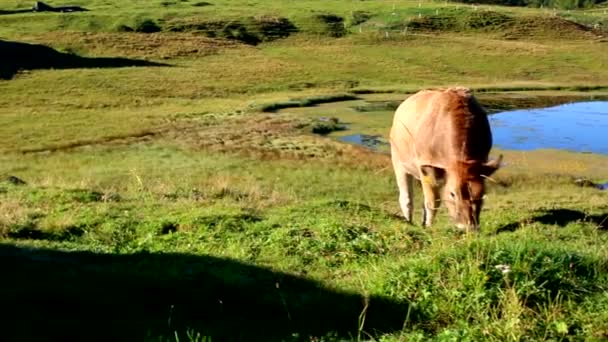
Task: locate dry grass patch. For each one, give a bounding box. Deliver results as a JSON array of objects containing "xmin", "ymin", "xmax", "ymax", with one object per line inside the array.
[
  {"xmin": 163, "ymin": 112, "xmax": 391, "ymax": 170},
  {"xmin": 16, "ymin": 32, "xmax": 244, "ymax": 59},
  {"xmin": 503, "ymin": 16, "xmax": 605, "ymax": 40},
  {"xmin": 0, "ymin": 197, "xmax": 29, "ymax": 236}
]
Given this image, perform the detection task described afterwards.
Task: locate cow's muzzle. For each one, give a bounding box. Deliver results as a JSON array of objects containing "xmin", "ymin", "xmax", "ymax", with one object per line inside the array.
[{"xmin": 456, "ymin": 223, "xmax": 480, "ymax": 232}]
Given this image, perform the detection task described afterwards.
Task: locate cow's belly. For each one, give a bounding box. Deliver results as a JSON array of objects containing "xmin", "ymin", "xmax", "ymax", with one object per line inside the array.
[{"xmin": 401, "ymin": 160, "xmax": 420, "ymax": 178}]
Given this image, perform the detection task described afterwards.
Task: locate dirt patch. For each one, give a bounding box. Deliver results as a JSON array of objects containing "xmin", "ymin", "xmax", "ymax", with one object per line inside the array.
[{"xmin": 29, "ymin": 32, "xmax": 241, "ymax": 59}]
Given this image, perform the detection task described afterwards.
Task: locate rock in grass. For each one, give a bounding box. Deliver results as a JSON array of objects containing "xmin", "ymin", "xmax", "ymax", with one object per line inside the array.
[
  {"xmin": 5, "ymin": 175, "xmax": 26, "ymax": 186},
  {"xmin": 102, "ymin": 192, "xmax": 122, "ymax": 202}
]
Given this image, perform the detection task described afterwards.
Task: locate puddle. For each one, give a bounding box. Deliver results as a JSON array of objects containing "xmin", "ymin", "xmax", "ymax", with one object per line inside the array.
[
  {"xmin": 490, "ymin": 101, "xmax": 608, "ymax": 155},
  {"xmin": 338, "ymin": 134, "xmax": 389, "ymax": 151}
]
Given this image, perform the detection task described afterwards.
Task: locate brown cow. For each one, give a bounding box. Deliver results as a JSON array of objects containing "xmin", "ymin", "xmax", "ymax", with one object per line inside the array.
[{"xmin": 389, "ymin": 87, "xmax": 502, "ymax": 231}]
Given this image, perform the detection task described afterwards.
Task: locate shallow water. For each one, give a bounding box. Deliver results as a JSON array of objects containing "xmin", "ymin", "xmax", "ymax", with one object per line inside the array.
[
  {"xmin": 489, "ymin": 101, "xmax": 608, "ymax": 155},
  {"xmin": 280, "ymin": 96, "xmax": 608, "ymax": 156},
  {"xmin": 338, "ymin": 134, "xmax": 388, "ymax": 151}
]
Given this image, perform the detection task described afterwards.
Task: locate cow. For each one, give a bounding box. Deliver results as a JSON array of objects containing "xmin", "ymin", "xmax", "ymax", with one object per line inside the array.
[{"xmin": 389, "ymin": 87, "xmax": 502, "ymax": 231}]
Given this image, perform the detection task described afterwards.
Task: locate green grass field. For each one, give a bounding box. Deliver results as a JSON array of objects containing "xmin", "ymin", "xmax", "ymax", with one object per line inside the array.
[{"xmin": 1, "ymin": 0, "xmax": 608, "ymax": 341}]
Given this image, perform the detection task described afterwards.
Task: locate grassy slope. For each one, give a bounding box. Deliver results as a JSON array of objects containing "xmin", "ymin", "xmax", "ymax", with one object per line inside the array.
[{"xmin": 1, "ymin": 0, "xmax": 608, "ymax": 341}]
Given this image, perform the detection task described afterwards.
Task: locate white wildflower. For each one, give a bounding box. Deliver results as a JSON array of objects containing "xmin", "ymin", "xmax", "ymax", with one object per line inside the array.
[{"xmin": 494, "ymin": 264, "xmax": 511, "ymax": 274}]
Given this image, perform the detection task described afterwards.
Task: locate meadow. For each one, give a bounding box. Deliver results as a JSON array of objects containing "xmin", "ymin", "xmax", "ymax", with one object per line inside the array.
[{"xmin": 1, "ymin": 0, "xmax": 608, "ymax": 341}]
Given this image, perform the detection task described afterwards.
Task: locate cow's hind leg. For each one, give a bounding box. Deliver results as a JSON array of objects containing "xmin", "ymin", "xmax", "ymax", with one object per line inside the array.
[
  {"xmin": 421, "ymin": 183, "xmax": 440, "ymax": 227},
  {"xmin": 392, "ymin": 162, "xmax": 413, "ymax": 222},
  {"xmin": 420, "ymin": 167, "xmax": 441, "ymax": 227}
]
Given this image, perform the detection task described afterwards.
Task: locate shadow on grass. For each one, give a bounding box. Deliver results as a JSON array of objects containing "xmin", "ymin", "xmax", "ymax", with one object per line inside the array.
[
  {"xmin": 1, "ymin": 1, "xmax": 89, "ymax": 15},
  {"xmin": 497, "ymin": 208, "xmax": 607, "ymax": 233},
  {"xmin": 0, "ymin": 9, "xmax": 33, "ymax": 15},
  {"xmin": 0, "ymin": 243, "xmax": 411, "ymax": 341},
  {"xmin": 0, "ymin": 40, "xmax": 168, "ymax": 80}
]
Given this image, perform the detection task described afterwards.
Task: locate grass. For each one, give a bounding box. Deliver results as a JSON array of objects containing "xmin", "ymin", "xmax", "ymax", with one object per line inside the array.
[
  {"xmin": 1, "ymin": 145, "xmax": 607, "ymax": 341},
  {"xmin": 1, "ymin": 0, "xmax": 608, "ymax": 341}
]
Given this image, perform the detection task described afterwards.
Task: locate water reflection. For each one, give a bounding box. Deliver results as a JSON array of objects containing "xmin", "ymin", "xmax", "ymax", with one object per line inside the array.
[
  {"xmin": 490, "ymin": 101, "xmax": 608, "ymax": 155},
  {"xmin": 339, "ymin": 134, "xmax": 388, "ymax": 151}
]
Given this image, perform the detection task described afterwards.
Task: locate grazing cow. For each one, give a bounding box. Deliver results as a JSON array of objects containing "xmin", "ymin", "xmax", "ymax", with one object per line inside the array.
[{"xmin": 389, "ymin": 87, "xmax": 502, "ymax": 231}]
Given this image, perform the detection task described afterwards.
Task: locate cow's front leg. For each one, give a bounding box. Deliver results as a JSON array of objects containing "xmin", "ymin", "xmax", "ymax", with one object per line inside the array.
[
  {"xmin": 400, "ymin": 173, "xmax": 414, "ymax": 222},
  {"xmin": 393, "ymin": 168, "xmax": 413, "ymax": 222},
  {"xmin": 391, "ymin": 147, "xmax": 413, "ymax": 222}
]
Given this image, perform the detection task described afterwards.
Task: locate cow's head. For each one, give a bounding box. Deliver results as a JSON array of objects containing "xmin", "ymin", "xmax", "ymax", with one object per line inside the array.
[{"xmin": 443, "ymin": 155, "xmax": 502, "ymax": 232}]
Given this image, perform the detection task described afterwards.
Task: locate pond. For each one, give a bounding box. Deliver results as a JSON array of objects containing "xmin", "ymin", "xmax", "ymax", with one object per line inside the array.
[
  {"xmin": 489, "ymin": 101, "xmax": 608, "ymax": 155},
  {"xmin": 279, "ymin": 95, "xmax": 608, "ymax": 156}
]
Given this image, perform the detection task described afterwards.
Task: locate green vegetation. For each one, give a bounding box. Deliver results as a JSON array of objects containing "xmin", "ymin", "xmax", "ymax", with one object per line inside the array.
[
  {"xmin": 1, "ymin": 0, "xmax": 607, "ymax": 341},
  {"xmin": 453, "ymin": 0, "xmax": 606, "ymax": 10}
]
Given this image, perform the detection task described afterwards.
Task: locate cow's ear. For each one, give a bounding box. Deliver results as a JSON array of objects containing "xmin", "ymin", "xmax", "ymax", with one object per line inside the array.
[{"xmin": 481, "ymin": 154, "xmax": 503, "ymax": 177}]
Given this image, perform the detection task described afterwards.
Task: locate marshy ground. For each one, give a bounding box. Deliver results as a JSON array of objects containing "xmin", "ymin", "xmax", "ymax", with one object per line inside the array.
[{"xmin": 1, "ymin": 0, "xmax": 608, "ymax": 341}]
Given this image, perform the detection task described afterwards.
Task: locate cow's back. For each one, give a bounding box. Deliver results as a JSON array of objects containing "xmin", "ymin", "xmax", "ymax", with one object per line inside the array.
[{"xmin": 390, "ymin": 87, "xmax": 492, "ymax": 175}]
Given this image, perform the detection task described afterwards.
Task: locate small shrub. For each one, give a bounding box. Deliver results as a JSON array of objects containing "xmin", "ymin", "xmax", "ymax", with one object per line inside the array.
[
  {"xmin": 253, "ymin": 15, "xmax": 298, "ymax": 41},
  {"xmin": 6, "ymin": 221, "xmax": 85, "ymax": 242},
  {"xmin": 4, "ymin": 175, "xmax": 27, "ymax": 186},
  {"xmin": 62, "ymin": 189, "xmax": 103, "ymax": 203},
  {"xmin": 113, "ymin": 24, "xmax": 134, "ymax": 32},
  {"xmin": 164, "ymin": 16, "xmax": 296, "ymax": 45},
  {"xmin": 158, "ymin": 221, "xmax": 179, "ymax": 235},
  {"xmin": 134, "ymin": 19, "xmax": 162, "ymax": 33},
  {"xmin": 192, "ymin": 1, "xmax": 212, "ymax": 6},
  {"xmin": 351, "ymin": 11, "xmax": 372, "ymax": 26},
  {"xmin": 220, "ymin": 22, "xmax": 260, "ymax": 45},
  {"xmin": 311, "ymin": 118, "xmax": 346, "ymax": 135},
  {"xmin": 464, "ymin": 11, "xmax": 513, "ymax": 30},
  {"xmin": 406, "ymin": 14, "xmax": 459, "ymax": 32},
  {"xmin": 310, "ymin": 13, "xmax": 347, "ymax": 37}
]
